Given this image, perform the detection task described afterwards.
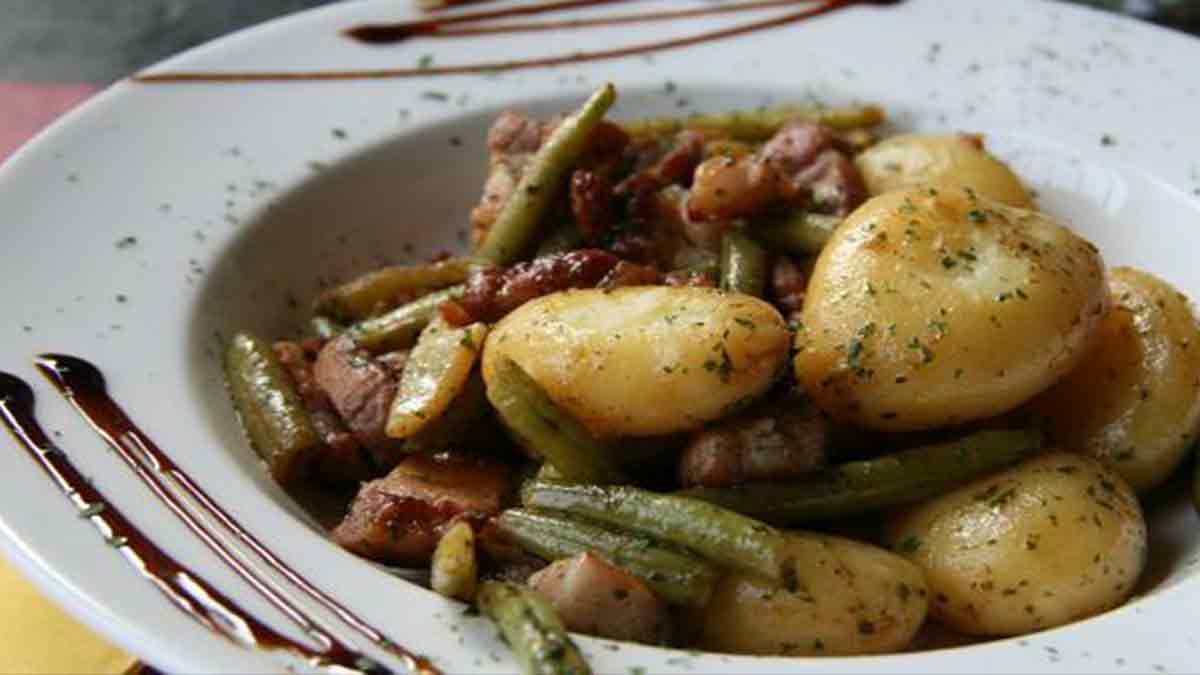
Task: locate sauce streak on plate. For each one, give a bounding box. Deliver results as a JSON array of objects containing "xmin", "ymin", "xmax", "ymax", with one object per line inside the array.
[{"xmin": 132, "ymin": 0, "xmax": 900, "ymax": 83}]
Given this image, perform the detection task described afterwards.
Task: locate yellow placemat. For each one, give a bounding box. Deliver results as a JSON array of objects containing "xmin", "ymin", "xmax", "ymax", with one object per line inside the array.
[{"xmin": 0, "ymin": 554, "xmax": 137, "ymax": 674}]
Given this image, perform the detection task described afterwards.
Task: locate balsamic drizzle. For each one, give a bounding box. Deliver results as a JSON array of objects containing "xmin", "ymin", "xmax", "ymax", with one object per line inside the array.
[
  {"xmin": 29, "ymin": 356, "xmax": 437, "ymax": 675},
  {"xmin": 0, "ymin": 371, "xmax": 380, "ymax": 673},
  {"xmin": 131, "ymin": 0, "xmax": 897, "ymax": 83}
]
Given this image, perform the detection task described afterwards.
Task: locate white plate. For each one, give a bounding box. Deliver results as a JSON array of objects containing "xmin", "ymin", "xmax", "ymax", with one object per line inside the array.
[{"xmin": 1, "ymin": 0, "xmax": 1199, "ymax": 672}]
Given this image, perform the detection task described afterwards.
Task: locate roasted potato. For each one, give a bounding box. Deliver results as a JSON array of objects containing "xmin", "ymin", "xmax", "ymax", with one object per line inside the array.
[
  {"xmin": 691, "ymin": 531, "xmax": 929, "ymax": 656},
  {"xmin": 855, "ymin": 133, "xmax": 1032, "ymax": 207},
  {"xmin": 794, "ymin": 186, "xmax": 1107, "ymax": 431},
  {"xmin": 886, "ymin": 452, "xmax": 1146, "ymax": 637},
  {"xmin": 1029, "ymin": 267, "xmax": 1200, "ymax": 491},
  {"xmin": 483, "ymin": 286, "xmax": 790, "ymax": 438}
]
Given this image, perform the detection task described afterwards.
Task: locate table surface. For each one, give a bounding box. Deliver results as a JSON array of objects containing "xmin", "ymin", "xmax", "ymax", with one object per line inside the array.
[{"xmin": 0, "ymin": 1, "xmax": 1196, "ymax": 673}]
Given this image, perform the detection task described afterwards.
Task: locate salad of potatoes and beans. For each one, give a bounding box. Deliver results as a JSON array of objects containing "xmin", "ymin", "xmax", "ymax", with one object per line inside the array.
[{"xmin": 224, "ymin": 82, "xmax": 1200, "ymax": 672}]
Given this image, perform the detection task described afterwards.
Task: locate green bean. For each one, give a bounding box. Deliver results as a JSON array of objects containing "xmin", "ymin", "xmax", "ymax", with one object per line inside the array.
[
  {"xmin": 309, "ymin": 316, "xmax": 344, "ymax": 340},
  {"xmin": 431, "ymin": 521, "xmax": 477, "ymax": 602},
  {"xmin": 346, "ymin": 285, "xmax": 462, "ymax": 353},
  {"xmin": 672, "ymin": 247, "xmax": 719, "ymax": 277},
  {"xmin": 679, "ymin": 429, "xmax": 1044, "ymax": 525},
  {"xmin": 751, "ymin": 211, "xmax": 842, "ymax": 256},
  {"xmin": 719, "ymin": 231, "xmax": 768, "ymax": 297},
  {"xmin": 487, "ymin": 357, "xmax": 626, "ymax": 484},
  {"xmin": 477, "ymin": 83, "xmax": 618, "ymax": 265},
  {"xmin": 223, "ymin": 332, "xmax": 319, "ymax": 485},
  {"xmin": 521, "ymin": 481, "xmax": 787, "ymax": 581},
  {"xmin": 536, "ymin": 223, "xmax": 586, "ymax": 257},
  {"xmin": 476, "ymin": 581, "xmax": 591, "ymax": 675},
  {"xmin": 622, "ymin": 104, "xmax": 885, "ymax": 141},
  {"xmin": 497, "ymin": 509, "xmax": 717, "ymax": 608},
  {"xmin": 314, "ymin": 257, "xmax": 479, "ymax": 321}
]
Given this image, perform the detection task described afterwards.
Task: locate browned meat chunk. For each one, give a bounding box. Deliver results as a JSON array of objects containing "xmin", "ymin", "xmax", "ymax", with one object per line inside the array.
[
  {"xmin": 599, "ymin": 260, "xmax": 661, "ymax": 288},
  {"xmin": 770, "ymin": 255, "xmax": 808, "ymax": 321},
  {"xmin": 569, "ymin": 169, "xmax": 616, "ymax": 243},
  {"xmin": 332, "ymin": 453, "xmax": 510, "ymax": 566},
  {"xmin": 273, "ymin": 340, "xmax": 374, "ymax": 485},
  {"xmin": 528, "ymin": 552, "xmax": 673, "ymax": 645},
  {"xmin": 679, "ymin": 396, "xmax": 829, "ymax": 488},
  {"xmin": 686, "ymin": 120, "xmax": 867, "ymax": 222},
  {"xmin": 312, "ymin": 334, "xmax": 400, "ymax": 453},
  {"xmin": 448, "ymin": 249, "xmax": 623, "ymax": 325}
]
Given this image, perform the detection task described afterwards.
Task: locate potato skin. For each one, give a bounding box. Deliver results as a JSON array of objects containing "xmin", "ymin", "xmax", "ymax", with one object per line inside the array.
[
  {"xmin": 1029, "ymin": 268, "xmax": 1200, "ymax": 491},
  {"xmin": 692, "ymin": 532, "xmax": 928, "ymax": 656},
  {"xmin": 886, "ymin": 452, "xmax": 1146, "ymax": 637},
  {"xmin": 482, "ymin": 286, "xmax": 790, "ymax": 438},
  {"xmin": 855, "ymin": 133, "xmax": 1032, "ymax": 207},
  {"xmin": 794, "ymin": 186, "xmax": 1107, "ymax": 431}
]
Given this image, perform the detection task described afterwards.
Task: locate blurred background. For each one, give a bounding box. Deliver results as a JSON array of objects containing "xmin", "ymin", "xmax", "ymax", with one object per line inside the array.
[{"xmin": 0, "ymin": 0, "xmax": 1197, "ymax": 672}]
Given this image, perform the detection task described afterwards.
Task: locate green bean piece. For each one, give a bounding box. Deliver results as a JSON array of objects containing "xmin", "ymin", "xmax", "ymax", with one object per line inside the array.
[
  {"xmin": 497, "ymin": 509, "xmax": 717, "ymax": 608},
  {"xmin": 751, "ymin": 211, "xmax": 842, "ymax": 256},
  {"xmin": 536, "ymin": 223, "xmax": 586, "ymax": 257},
  {"xmin": 488, "ymin": 357, "xmax": 626, "ymax": 484},
  {"xmin": 672, "ymin": 247, "xmax": 720, "ymax": 277},
  {"xmin": 346, "ymin": 285, "xmax": 462, "ymax": 353},
  {"xmin": 719, "ymin": 231, "xmax": 768, "ymax": 297},
  {"xmin": 622, "ymin": 104, "xmax": 885, "ymax": 142},
  {"xmin": 223, "ymin": 332, "xmax": 320, "ymax": 485},
  {"xmin": 679, "ymin": 429, "xmax": 1044, "ymax": 525},
  {"xmin": 310, "ymin": 316, "xmax": 344, "ymax": 340},
  {"xmin": 521, "ymin": 481, "xmax": 787, "ymax": 581},
  {"xmin": 314, "ymin": 257, "xmax": 480, "ymax": 321},
  {"xmin": 477, "ymin": 581, "xmax": 591, "ymax": 675},
  {"xmin": 477, "ymin": 83, "xmax": 618, "ymax": 265},
  {"xmin": 431, "ymin": 521, "xmax": 477, "ymax": 602}
]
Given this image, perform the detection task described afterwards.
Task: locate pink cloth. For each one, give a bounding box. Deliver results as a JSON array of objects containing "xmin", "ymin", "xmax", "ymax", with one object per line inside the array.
[{"xmin": 0, "ymin": 82, "xmax": 98, "ymax": 164}]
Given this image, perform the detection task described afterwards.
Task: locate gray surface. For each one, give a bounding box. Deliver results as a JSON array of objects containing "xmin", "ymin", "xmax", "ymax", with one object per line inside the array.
[{"xmin": 0, "ymin": 0, "xmax": 336, "ymax": 82}]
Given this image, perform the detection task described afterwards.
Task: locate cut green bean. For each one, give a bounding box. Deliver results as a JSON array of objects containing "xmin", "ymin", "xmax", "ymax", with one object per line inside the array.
[
  {"xmin": 477, "ymin": 581, "xmax": 591, "ymax": 675},
  {"xmin": 223, "ymin": 332, "xmax": 319, "ymax": 485},
  {"xmin": 309, "ymin": 315, "xmax": 344, "ymax": 340},
  {"xmin": 751, "ymin": 211, "xmax": 842, "ymax": 256},
  {"xmin": 314, "ymin": 257, "xmax": 479, "ymax": 321},
  {"xmin": 679, "ymin": 429, "xmax": 1044, "ymax": 525},
  {"xmin": 431, "ymin": 521, "xmax": 477, "ymax": 602},
  {"xmin": 521, "ymin": 481, "xmax": 786, "ymax": 581},
  {"xmin": 672, "ymin": 247, "xmax": 719, "ymax": 277},
  {"xmin": 719, "ymin": 231, "xmax": 768, "ymax": 297},
  {"xmin": 346, "ymin": 285, "xmax": 462, "ymax": 353},
  {"xmin": 622, "ymin": 104, "xmax": 885, "ymax": 141},
  {"xmin": 487, "ymin": 357, "xmax": 626, "ymax": 484},
  {"xmin": 497, "ymin": 509, "xmax": 717, "ymax": 608},
  {"xmin": 477, "ymin": 83, "xmax": 617, "ymax": 265}
]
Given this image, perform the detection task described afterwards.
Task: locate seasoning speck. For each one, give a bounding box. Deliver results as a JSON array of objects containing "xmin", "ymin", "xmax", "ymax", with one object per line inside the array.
[
  {"xmin": 1100, "ymin": 134, "xmax": 1117, "ymax": 147},
  {"xmin": 331, "ymin": 128, "xmax": 348, "ymax": 140},
  {"xmin": 115, "ymin": 294, "xmax": 127, "ymax": 303},
  {"xmin": 115, "ymin": 236, "xmax": 138, "ymax": 249}
]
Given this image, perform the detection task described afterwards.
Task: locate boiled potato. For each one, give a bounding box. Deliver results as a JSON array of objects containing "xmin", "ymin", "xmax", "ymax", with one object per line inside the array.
[
  {"xmin": 482, "ymin": 286, "xmax": 789, "ymax": 438},
  {"xmin": 1029, "ymin": 267, "xmax": 1200, "ymax": 491},
  {"xmin": 692, "ymin": 532, "xmax": 928, "ymax": 656},
  {"xmin": 794, "ymin": 186, "xmax": 1107, "ymax": 431},
  {"xmin": 856, "ymin": 133, "xmax": 1032, "ymax": 207},
  {"xmin": 886, "ymin": 452, "xmax": 1146, "ymax": 637}
]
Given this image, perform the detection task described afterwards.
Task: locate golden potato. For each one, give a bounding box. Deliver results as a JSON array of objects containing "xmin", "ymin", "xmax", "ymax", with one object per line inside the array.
[
  {"xmin": 855, "ymin": 133, "xmax": 1032, "ymax": 207},
  {"xmin": 1029, "ymin": 267, "xmax": 1200, "ymax": 491},
  {"xmin": 886, "ymin": 452, "xmax": 1146, "ymax": 637},
  {"xmin": 794, "ymin": 186, "xmax": 1107, "ymax": 431},
  {"xmin": 482, "ymin": 286, "xmax": 789, "ymax": 438},
  {"xmin": 692, "ymin": 532, "xmax": 928, "ymax": 656}
]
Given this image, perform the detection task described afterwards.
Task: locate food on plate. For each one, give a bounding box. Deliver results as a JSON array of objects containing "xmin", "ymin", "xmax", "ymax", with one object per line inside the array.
[
  {"xmin": 855, "ymin": 133, "xmax": 1032, "ymax": 207},
  {"xmin": 1029, "ymin": 267, "xmax": 1200, "ymax": 491},
  {"xmin": 885, "ymin": 452, "xmax": 1146, "ymax": 637},
  {"xmin": 794, "ymin": 186, "xmax": 1107, "ymax": 431},
  {"xmin": 692, "ymin": 531, "xmax": 929, "ymax": 656},
  {"xmin": 222, "ymin": 83, "xmax": 1198, "ymax": 668}
]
